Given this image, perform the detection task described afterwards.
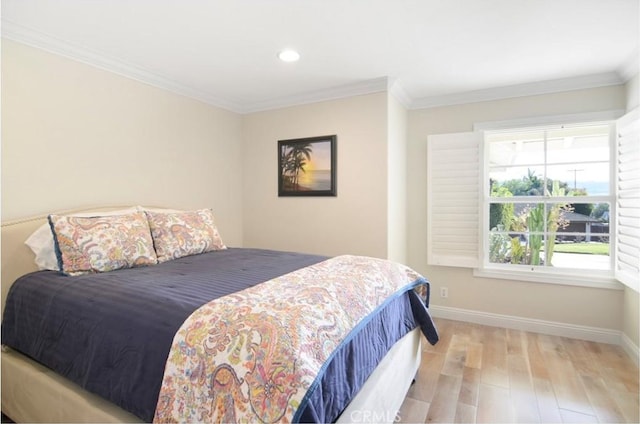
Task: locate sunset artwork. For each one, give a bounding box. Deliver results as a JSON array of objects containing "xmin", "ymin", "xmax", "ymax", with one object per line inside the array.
[{"xmin": 278, "ymin": 135, "xmax": 337, "ymax": 196}]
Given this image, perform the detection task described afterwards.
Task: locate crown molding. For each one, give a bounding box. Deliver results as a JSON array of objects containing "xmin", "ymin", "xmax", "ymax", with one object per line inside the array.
[
  {"xmin": 1, "ymin": 19, "xmax": 245, "ymax": 113},
  {"xmin": 245, "ymin": 77, "xmax": 417, "ymax": 113},
  {"xmin": 2, "ymin": 19, "xmax": 391, "ymax": 114},
  {"xmin": 387, "ymin": 78, "xmax": 412, "ymax": 109},
  {"xmin": 2, "ymin": 18, "xmax": 632, "ymax": 115},
  {"xmin": 242, "ymin": 77, "xmax": 390, "ymax": 113},
  {"xmin": 410, "ymin": 72, "xmax": 625, "ymax": 110}
]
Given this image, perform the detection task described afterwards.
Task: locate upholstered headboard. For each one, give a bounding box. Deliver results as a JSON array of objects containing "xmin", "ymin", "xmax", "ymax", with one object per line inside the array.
[{"xmin": 1, "ymin": 206, "xmax": 145, "ymax": 314}]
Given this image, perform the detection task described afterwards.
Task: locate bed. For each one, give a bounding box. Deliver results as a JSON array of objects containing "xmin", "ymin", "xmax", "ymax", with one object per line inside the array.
[{"xmin": 1, "ymin": 206, "xmax": 438, "ymax": 423}]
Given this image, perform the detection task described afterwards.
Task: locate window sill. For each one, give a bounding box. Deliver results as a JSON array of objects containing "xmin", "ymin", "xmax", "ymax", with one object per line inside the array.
[{"xmin": 473, "ymin": 267, "xmax": 624, "ymax": 290}]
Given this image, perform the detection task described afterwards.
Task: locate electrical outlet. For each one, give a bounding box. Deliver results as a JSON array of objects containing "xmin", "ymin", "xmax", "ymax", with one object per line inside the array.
[{"xmin": 440, "ymin": 287, "xmax": 448, "ymax": 298}]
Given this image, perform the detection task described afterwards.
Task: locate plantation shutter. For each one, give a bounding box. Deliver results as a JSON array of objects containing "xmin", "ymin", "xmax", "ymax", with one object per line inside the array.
[
  {"xmin": 427, "ymin": 132, "xmax": 481, "ymax": 268},
  {"xmin": 615, "ymin": 108, "xmax": 640, "ymax": 292}
]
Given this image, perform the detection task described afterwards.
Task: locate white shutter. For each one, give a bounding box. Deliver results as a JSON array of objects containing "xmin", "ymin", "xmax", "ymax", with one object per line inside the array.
[
  {"xmin": 615, "ymin": 108, "xmax": 640, "ymax": 292},
  {"xmin": 427, "ymin": 132, "xmax": 480, "ymax": 268}
]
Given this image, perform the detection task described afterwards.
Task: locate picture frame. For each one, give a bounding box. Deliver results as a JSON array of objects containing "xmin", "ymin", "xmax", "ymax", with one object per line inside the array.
[{"xmin": 278, "ymin": 135, "xmax": 337, "ymax": 197}]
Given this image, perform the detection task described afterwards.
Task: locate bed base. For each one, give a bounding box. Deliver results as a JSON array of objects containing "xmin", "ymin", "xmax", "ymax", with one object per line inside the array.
[{"xmin": 2, "ymin": 328, "xmax": 421, "ymax": 423}]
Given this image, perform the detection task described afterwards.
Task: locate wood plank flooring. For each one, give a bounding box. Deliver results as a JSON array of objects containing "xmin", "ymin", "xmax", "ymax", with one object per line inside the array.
[{"xmin": 398, "ymin": 318, "xmax": 639, "ymax": 423}]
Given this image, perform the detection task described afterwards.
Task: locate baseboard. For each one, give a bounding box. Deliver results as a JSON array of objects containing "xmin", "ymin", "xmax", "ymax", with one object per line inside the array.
[
  {"xmin": 621, "ymin": 332, "xmax": 640, "ymax": 367},
  {"xmin": 429, "ymin": 305, "xmax": 625, "ymax": 347}
]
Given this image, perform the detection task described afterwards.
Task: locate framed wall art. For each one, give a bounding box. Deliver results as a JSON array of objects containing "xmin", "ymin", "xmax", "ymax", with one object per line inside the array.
[{"xmin": 278, "ymin": 135, "xmax": 337, "ymax": 197}]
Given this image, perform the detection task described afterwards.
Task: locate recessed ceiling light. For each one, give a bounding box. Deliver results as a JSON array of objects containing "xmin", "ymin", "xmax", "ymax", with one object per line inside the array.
[{"xmin": 278, "ymin": 49, "xmax": 300, "ymax": 62}]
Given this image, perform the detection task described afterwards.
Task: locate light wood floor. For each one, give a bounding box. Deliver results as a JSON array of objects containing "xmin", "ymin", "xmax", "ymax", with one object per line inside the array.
[{"xmin": 398, "ymin": 318, "xmax": 639, "ymax": 423}]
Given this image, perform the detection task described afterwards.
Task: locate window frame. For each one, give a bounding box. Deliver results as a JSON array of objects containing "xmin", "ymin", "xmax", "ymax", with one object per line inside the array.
[
  {"xmin": 473, "ymin": 110, "xmax": 626, "ymax": 289},
  {"xmin": 480, "ymin": 120, "xmax": 616, "ymax": 281}
]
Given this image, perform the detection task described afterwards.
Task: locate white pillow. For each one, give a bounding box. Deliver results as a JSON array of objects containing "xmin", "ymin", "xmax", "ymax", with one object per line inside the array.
[{"xmin": 25, "ymin": 207, "xmax": 139, "ymax": 271}]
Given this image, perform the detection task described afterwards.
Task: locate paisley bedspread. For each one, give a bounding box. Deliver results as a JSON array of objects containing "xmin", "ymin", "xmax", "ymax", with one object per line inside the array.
[{"xmin": 153, "ymin": 255, "xmax": 431, "ymax": 423}]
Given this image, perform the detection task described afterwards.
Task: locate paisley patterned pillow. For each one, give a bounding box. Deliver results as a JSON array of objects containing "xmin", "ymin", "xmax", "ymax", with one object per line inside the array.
[
  {"xmin": 145, "ymin": 209, "xmax": 227, "ymax": 263},
  {"xmin": 49, "ymin": 212, "xmax": 158, "ymax": 276}
]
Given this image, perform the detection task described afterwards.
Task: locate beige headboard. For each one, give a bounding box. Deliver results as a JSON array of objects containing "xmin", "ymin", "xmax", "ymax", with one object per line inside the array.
[{"xmin": 1, "ymin": 206, "xmax": 148, "ymax": 314}]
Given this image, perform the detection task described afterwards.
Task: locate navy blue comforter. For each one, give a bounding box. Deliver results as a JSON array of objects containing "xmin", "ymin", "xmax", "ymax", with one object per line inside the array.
[{"xmin": 2, "ymin": 248, "xmax": 437, "ymax": 422}]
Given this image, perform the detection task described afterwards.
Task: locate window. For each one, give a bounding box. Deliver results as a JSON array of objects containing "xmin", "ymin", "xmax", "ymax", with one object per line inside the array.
[
  {"xmin": 484, "ymin": 123, "xmax": 613, "ymax": 277},
  {"xmin": 427, "ymin": 110, "xmax": 639, "ymax": 290}
]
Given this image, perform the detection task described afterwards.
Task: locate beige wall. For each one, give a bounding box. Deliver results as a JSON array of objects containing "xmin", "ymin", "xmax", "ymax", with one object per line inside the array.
[
  {"xmin": 1, "ymin": 40, "xmax": 244, "ymax": 246},
  {"xmin": 387, "ymin": 94, "xmax": 408, "ymax": 263},
  {"xmin": 408, "ymin": 86, "xmax": 627, "ymax": 330},
  {"xmin": 624, "ymin": 286, "xmax": 639, "ymax": 349},
  {"xmin": 242, "ymin": 93, "xmax": 390, "ymax": 258},
  {"xmin": 626, "ymin": 72, "xmax": 639, "ymax": 110}
]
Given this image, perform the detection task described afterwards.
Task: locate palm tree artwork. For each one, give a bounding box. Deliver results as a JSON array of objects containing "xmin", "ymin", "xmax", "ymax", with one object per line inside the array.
[{"xmin": 278, "ymin": 135, "xmax": 336, "ymax": 196}]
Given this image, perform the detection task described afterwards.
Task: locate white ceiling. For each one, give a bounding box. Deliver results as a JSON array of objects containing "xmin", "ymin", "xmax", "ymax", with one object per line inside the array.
[{"xmin": 2, "ymin": 0, "xmax": 638, "ymax": 113}]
